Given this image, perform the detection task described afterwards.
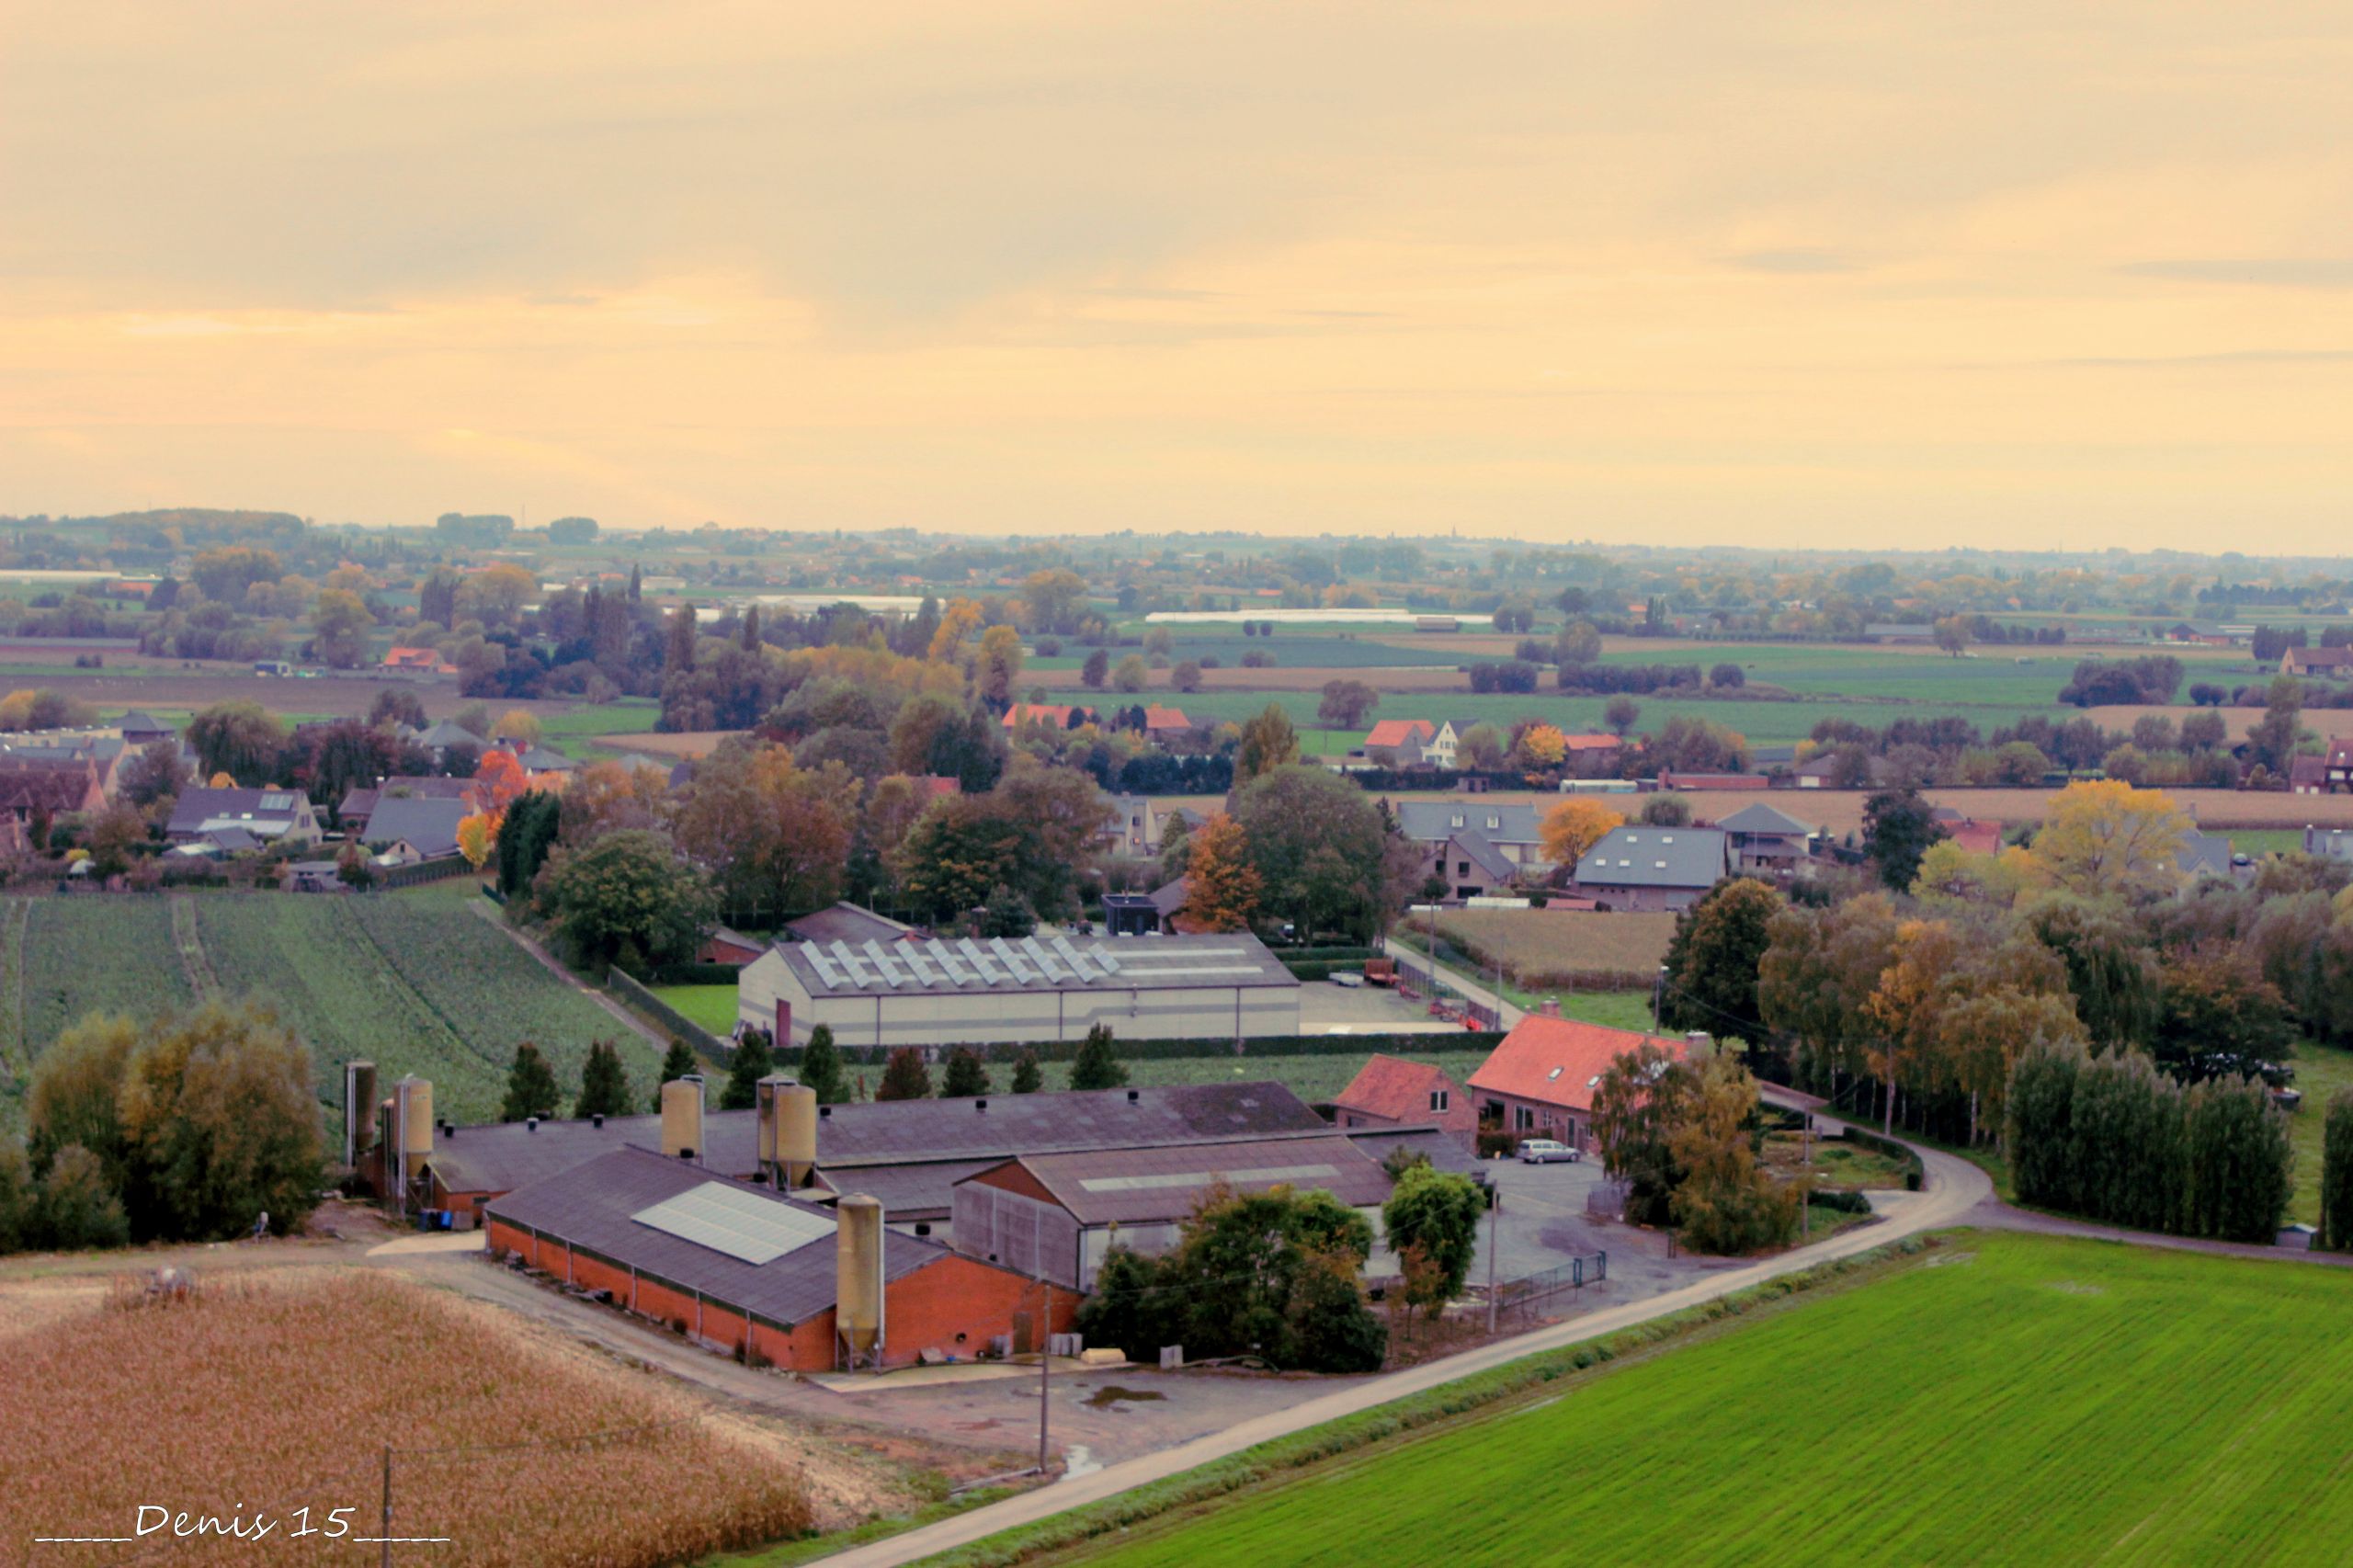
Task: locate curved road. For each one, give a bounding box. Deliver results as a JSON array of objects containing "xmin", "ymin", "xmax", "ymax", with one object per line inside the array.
[{"xmin": 820, "ymin": 1106, "xmax": 1990, "ymax": 1566}]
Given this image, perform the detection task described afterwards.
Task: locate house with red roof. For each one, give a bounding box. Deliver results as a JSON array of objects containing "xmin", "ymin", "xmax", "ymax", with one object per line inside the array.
[
  {"xmin": 1360, "ymin": 719, "xmax": 1438, "ymax": 764},
  {"xmin": 1467, "ymin": 1012, "xmax": 1699, "ymax": 1152},
  {"xmin": 1141, "ymin": 705, "xmax": 1193, "ymax": 739},
  {"xmin": 1329, "ymin": 1055, "xmax": 1476, "ymax": 1149},
  {"xmin": 1003, "ymin": 702, "xmax": 1094, "ymax": 731}
]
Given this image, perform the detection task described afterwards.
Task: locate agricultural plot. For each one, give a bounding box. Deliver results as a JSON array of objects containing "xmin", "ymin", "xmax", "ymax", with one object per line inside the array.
[
  {"xmin": 1, "ymin": 1271, "xmax": 813, "ymax": 1568},
  {"xmin": 1078, "ymin": 1233, "xmax": 2353, "ymax": 1566},
  {"xmin": 18, "ymin": 896, "xmax": 192, "ymax": 1061},
  {"xmin": 2286, "ymin": 1042, "xmax": 2353, "ymax": 1226},
  {"xmin": 1426, "ymin": 909, "xmax": 1677, "ymax": 990}
]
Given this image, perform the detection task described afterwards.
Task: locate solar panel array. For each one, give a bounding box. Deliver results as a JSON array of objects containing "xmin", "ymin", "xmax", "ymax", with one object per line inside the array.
[
  {"xmin": 631, "ymin": 1181, "xmax": 835, "ymax": 1265},
  {"xmin": 798, "ymin": 931, "xmax": 1225, "ymax": 993}
]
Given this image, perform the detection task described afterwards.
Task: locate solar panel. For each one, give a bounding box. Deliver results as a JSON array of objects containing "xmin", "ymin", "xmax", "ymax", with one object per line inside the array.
[
  {"xmin": 802, "ymin": 941, "xmax": 843, "ymax": 990},
  {"xmin": 1048, "ymin": 933, "xmax": 1098, "ymax": 983},
  {"xmin": 992, "ymin": 938, "xmax": 1038, "ymax": 984},
  {"xmin": 901, "ymin": 949, "xmax": 942, "ymax": 986},
  {"xmin": 1089, "ymin": 944, "xmax": 1123, "ymax": 975},
  {"xmin": 866, "ymin": 942, "xmax": 907, "ymax": 988},
  {"xmin": 833, "ymin": 944, "xmax": 873, "ymax": 987},
  {"xmin": 1031, "ymin": 947, "xmax": 1068, "ymax": 983},
  {"xmin": 632, "ymin": 1182, "xmax": 835, "ymax": 1264},
  {"xmin": 959, "ymin": 938, "xmax": 1006, "ymax": 985},
  {"xmin": 936, "ymin": 949, "xmax": 976, "ymax": 987}
]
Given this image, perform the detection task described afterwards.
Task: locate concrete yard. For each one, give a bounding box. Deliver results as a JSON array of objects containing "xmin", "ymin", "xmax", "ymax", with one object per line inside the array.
[
  {"xmin": 1474, "ymin": 1156, "xmax": 1750, "ymax": 1305},
  {"xmin": 1297, "ymin": 976, "xmax": 1481, "ymax": 1035}
]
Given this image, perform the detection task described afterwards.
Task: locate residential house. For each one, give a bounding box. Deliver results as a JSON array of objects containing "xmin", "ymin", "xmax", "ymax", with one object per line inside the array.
[
  {"xmin": 514, "ymin": 744, "xmax": 579, "ymax": 775},
  {"xmin": 338, "ymin": 775, "xmax": 476, "ymax": 836},
  {"xmin": 1328, "ymin": 1054, "xmax": 1477, "ymax": 1149},
  {"xmin": 2312, "ymin": 737, "xmax": 2353, "ymax": 794},
  {"xmin": 2290, "ymin": 755, "xmax": 2329, "ymax": 795},
  {"xmin": 115, "ymin": 710, "xmax": 176, "ymax": 746},
  {"xmin": 1360, "ymin": 719, "xmax": 1437, "ymax": 765},
  {"xmin": 1101, "ymin": 792, "xmax": 1154, "ymax": 857},
  {"xmin": 0, "ymin": 733, "xmax": 131, "ymax": 798},
  {"xmin": 1429, "ymin": 828, "xmax": 1519, "ymax": 900},
  {"xmin": 2283, "ymin": 647, "xmax": 2353, "ymax": 679},
  {"xmin": 2176, "ymin": 832, "xmax": 2235, "ymax": 881},
  {"xmin": 165, "ymin": 787, "xmax": 324, "ymax": 847},
  {"xmin": 360, "ymin": 795, "xmax": 472, "ymax": 861},
  {"xmin": 381, "ymin": 646, "xmax": 456, "ymax": 675},
  {"xmin": 1394, "ymin": 801, "xmax": 1546, "ymax": 866},
  {"xmin": 1469, "ymin": 1013, "xmax": 1701, "ymax": 1152},
  {"xmin": 1140, "ymin": 705, "xmax": 1194, "ymax": 744},
  {"xmin": 0, "ymin": 759, "xmax": 107, "ymax": 839},
  {"xmin": 1571, "ymin": 825, "xmax": 1730, "ymax": 911},
  {"xmin": 1716, "ymin": 802, "xmax": 1817, "ymax": 877},
  {"xmin": 413, "ymin": 719, "xmax": 484, "ymax": 759}
]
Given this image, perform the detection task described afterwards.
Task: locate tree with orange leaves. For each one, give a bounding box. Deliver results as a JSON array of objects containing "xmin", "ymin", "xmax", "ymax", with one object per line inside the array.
[{"xmin": 467, "ymin": 749, "xmax": 532, "ymax": 816}]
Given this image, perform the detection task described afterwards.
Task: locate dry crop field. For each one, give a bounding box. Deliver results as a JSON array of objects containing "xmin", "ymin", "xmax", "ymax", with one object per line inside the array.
[
  {"xmin": 4, "ymin": 1271, "xmax": 813, "ymax": 1568},
  {"xmin": 1428, "ymin": 908, "xmax": 1677, "ymax": 989}
]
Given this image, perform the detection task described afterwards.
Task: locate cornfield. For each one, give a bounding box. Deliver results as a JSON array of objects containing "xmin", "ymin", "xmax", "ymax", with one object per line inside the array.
[
  {"xmin": 6, "ymin": 1270, "xmax": 811, "ymax": 1568},
  {"xmin": 1430, "ymin": 909, "xmax": 1677, "ymax": 992}
]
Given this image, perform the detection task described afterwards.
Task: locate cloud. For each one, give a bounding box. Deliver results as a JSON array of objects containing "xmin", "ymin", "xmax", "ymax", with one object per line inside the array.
[{"xmin": 2120, "ymin": 259, "xmax": 2353, "ymax": 290}]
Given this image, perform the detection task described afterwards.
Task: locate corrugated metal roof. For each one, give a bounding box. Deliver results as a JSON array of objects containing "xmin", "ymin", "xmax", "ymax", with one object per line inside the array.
[
  {"xmin": 485, "ymin": 1147, "xmax": 940, "ymax": 1327},
  {"xmin": 990, "ymin": 1133, "xmax": 1393, "ymax": 1226},
  {"xmin": 773, "ymin": 930, "xmax": 1298, "ymax": 998}
]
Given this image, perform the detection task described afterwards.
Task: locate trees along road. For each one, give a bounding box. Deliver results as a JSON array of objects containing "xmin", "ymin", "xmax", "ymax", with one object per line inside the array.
[{"xmin": 816, "ymin": 1099, "xmax": 1990, "ymax": 1566}]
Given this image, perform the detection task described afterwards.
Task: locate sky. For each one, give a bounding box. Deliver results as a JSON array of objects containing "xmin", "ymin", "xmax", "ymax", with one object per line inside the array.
[{"xmin": 2, "ymin": 2, "xmax": 2349, "ymax": 551}]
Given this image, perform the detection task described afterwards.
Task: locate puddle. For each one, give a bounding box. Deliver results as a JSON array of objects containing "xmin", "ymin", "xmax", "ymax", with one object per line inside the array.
[
  {"xmin": 1062, "ymin": 1444, "xmax": 1102, "ymax": 1481},
  {"xmin": 1083, "ymin": 1384, "xmax": 1168, "ymax": 1410}
]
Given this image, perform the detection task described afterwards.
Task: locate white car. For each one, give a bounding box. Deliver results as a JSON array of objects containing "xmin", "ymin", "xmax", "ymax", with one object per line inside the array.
[{"xmin": 1518, "ymin": 1139, "xmax": 1581, "ymax": 1164}]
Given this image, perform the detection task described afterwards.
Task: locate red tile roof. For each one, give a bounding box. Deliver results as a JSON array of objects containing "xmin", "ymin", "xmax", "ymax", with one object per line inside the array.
[
  {"xmin": 1363, "ymin": 719, "xmax": 1437, "ymax": 749},
  {"xmin": 1003, "ymin": 703, "xmax": 1092, "ymax": 729},
  {"xmin": 1331, "ymin": 1054, "xmax": 1471, "ymax": 1126},
  {"xmin": 1560, "ymin": 733, "xmax": 1623, "ymax": 752},
  {"xmin": 1142, "ymin": 705, "xmax": 1191, "ymax": 732},
  {"xmin": 1945, "ymin": 819, "xmax": 2002, "ymax": 855},
  {"xmin": 1468, "ymin": 1016, "xmax": 1690, "ymax": 1114}
]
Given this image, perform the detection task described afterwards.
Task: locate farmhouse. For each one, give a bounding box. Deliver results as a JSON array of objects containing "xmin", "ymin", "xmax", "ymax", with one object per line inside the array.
[
  {"xmin": 165, "ymin": 786, "xmax": 324, "ymax": 847},
  {"xmin": 0, "ymin": 758, "xmax": 107, "ymax": 830},
  {"xmin": 951, "ymin": 1133, "xmax": 1396, "ymax": 1290},
  {"xmin": 734, "ymin": 930, "xmax": 1302, "ymax": 1049},
  {"xmin": 2282, "ymin": 646, "xmax": 2353, "ymax": 678},
  {"xmin": 485, "ymin": 1147, "xmax": 1068, "ymax": 1372},
  {"xmin": 1469, "ymin": 1014, "xmax": 1702, "ymax": 1152},
  {"xmin": 1572, "ymin": 825, "xmax": 1730, "ymax": 912},
  {"xmin": 1003, "ymin": 702, "xmax": 1094, "ymax": 731},
  {"xmin": 1328, "ymin": 1054, "xmax": 1476, "ymax": 1149},
  {"xmin": 1360, "ymin": 719, "xmax": 1437, "ymax": 764}
]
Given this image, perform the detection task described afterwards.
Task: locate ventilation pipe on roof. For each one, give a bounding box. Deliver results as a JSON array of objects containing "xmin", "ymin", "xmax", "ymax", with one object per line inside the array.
[
  {"xmin": 525, "ymin": 1116, "xmax": 539, "ymax": 1132},
  {"xmin": 1539, "ymin": 998, "xmax": 1562, "ymax": 1018},
  {"xmin": 974, "ymin": 1098, "xmax": 987, "ymax": 1113},
  {"xmin": 590, "ymin": 1113, "xmax": 604, "ymax": 1130},
  {"xmin": 1126, "ymin": 1088, "xmax": 1141, "ymax": 1104}
]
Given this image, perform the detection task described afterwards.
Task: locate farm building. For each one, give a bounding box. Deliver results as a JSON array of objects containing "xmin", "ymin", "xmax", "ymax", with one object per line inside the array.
[
  {"xmin": 485, "ymin": 1147, "xmax": 1070, "ymax": 1371},
  {"xmin": 734, "ymin": 930, "xmax": 1302, "ymax": 1050},
  {"xmin": 781, "ymin": 902, "xmax": 915, "ymax": 947},
  {"xmin": 2282, "ymin": 646, "xmax": 2353, "ymax": 679},
  {"xmin": 1572, "ymin": 825, "xmax": 1730, "ymax": 912},
  {"xmin": 1328, "ymin": 1054, "xmax": 1476, "ymax": 1149},
  {"xmin": 950, "ymin": 1132, "xmax": 1397, "ymax": 1290},
  {"xmin": 1469, "ymin": 1014, "xmax": 1705, "ymax": 1152},
  {"xmin": 393, "ymin": 1079, "xmax": 1328, "ymax": 1233},
  {"xmin": 1359, "ymin": 719, "xmax": 1437, "ymax": 763},
  {"xmin": 695, "ymin": 926, "xmax": 767, "ymax": 966}
]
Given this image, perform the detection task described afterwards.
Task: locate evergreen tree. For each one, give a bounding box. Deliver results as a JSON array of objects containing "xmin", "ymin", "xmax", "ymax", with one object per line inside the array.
[
  {"xmin": 650, "ymin": 1038, "xmax": 699, "ymax": 1112},
  {"xmin": 1070, "ymin": 1024, "xmax": 1127, "ymax": 1091},
  {"xmin": 876, "ymin": 1047, "xmax": 932, "ymax": 1101},
  {"xmin": 943, "ymin": 1045, "xmax": 991, "ymax": 1098},
  {"xmin": 978, "ymin": 883, "xmax": 1037, "ymax": 938},
  {"xmin": 720, "ymin": 1028, "xmax": 774, "ymax": 1111},
  {"xmin": 501, "ymin": 1041, "xmax": 562, "ymax": 1122},
  {"xmin": 573, "ymin": 1040, "xmax": 633, "ymax": 1119},
  {"xmin": 799, "ymin": 1024, "xmax": 847, "ymax": 1106},
  {"xmin": 665, "ymin": 605, "xmax": 699, "ymax": 672},
  {"xmin": 2324, "ymin": 1090, "xmax": 2353, "ymax": 1252},
  {"xmin": 740, "ymin": 606, "xmax": 761, "ymax": 652},
  {"xmin": 627, "ymin": 562, "xmax": 642, "ymax": 603},
  {"xmin": 1010, "ymin": 1049, "xmax": 1043, "ymax": 1095}
]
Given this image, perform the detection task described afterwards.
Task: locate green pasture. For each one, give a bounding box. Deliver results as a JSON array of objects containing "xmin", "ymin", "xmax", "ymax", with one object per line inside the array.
[
  {"xmin": 1073, "ymin": 1232, "xmax": 2353, "ymax": 1566},
  {"xmin": 2287, "ymin": 1041, "xmax": 2353, "ymax": 1226},
  {"xmin": 651, "ymin": 983, "xmax": 740, "ymax": 1034},
  {"xmin": 1031, "ymin": 633, "xmax": 1464, "ymax": 672}
]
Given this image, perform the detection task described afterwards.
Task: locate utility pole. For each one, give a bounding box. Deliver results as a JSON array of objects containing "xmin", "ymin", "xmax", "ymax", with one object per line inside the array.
[
  {"xmin": 380, "ymin": 1445, "xmax": 393, "ymax": 1568},
  {"xmin": 1484, "ymin": 1185, "xmax": 1501, "ymax": 1335},
  {"xmin": 1038, "ymin": 1284, "xmax": 1053, "ymax": 1473}
]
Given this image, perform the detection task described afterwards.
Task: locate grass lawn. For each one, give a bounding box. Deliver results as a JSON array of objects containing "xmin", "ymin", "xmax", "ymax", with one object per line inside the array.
[
  {"xmin": 1389, "ymin": 929, "xmax": 1659, "ymax": 1029},
  {"xmin": 2228, "ymin": 827, "xmax": 2307, "ymax": 858},
  {"xmin": 652, "ymin": 982, "xmax": 742, "ymax": 1034},
  {"xmin": 1067, "ymin": 1232, "xmax": 2353, "ymax": 1566},
  {"xmin": 2288, "ymin": 1041, "xmax": 2353, "ymax": 1226}
]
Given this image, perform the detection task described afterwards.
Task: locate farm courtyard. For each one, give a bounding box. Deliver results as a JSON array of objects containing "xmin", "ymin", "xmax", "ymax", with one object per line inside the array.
[{"xmin": 1063, "ymin": 1233, "xmax": 2353, "ymax": 1566}]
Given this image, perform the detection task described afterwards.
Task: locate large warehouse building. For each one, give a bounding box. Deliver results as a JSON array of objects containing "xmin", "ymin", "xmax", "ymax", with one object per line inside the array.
[{"xmin": 734, "ymin": 930, "xmax": 1302, "ymax": 1049}]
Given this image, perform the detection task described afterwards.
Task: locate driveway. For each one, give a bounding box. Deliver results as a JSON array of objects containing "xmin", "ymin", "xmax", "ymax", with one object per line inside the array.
[{"xmin": 1475, "ymin": 1155, "xmax": 1745, "ymax": 1304}]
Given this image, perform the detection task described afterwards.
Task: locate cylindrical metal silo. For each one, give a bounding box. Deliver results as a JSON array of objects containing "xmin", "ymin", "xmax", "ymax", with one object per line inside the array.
[
  {"xmin": 835, "ymin": 1194, "xmax": 885, "ymax": 1367},
  {"xmin": 345, "ymin": 1060, "xmax": 378, "ymax": 1167},
  {"xmin": 779, "ymin": 1083, "xmax": 818, "ymax": 1188},
  {"xmin": 660, "ymin": 1076, "xmax": 703, "ymax": 1159},
  {"xmin": 756, "ymin": 1074, "xmax": 792, "ymax": 1168},
  {"xmin": 395, "ymin": 1076, "xmax": 432, "ymax": 1186}
]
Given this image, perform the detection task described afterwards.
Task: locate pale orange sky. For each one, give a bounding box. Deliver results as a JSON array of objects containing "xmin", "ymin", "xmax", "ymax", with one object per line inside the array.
[{"xmin": 3, "ymin": 2, "xmax": 2349, "ymax": 550}]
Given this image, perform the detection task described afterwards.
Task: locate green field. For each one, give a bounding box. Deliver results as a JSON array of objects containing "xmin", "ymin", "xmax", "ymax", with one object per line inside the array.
[
  {"xmin": 0, "ymin": 884, "xmax": 660, "ymax": 1131},
  {"xmin": 1074, "ymin": 1233, "xmax": 2353, "ymax": 1566},
  {"xmin": 2287, "ymin": 1041, "xmax": 2353, "ymax": 1226},
  {"xmin": 653, "ymin": 983, "xmax": 740, "ymax": 1034},
  {"xmin": 540, "ymin": 696, "xmax": 665, "ymax": 756}
]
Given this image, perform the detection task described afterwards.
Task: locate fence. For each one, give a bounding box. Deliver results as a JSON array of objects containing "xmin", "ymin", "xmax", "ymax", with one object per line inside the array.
[
  {"xmin": 1383, "ymin": 946, "xmax": 1506, "ymax": 1030},
  {"xmin": 607, "ymin": 966, "xmax": 732, "ymax": 1060},
  {"xmin": 1491, "ymin": 1251, "xmax": 1609, "ymax": 1324},
  {"xmin": 376, "ymin": 855, "xmax": 479, "ymax": 891}
]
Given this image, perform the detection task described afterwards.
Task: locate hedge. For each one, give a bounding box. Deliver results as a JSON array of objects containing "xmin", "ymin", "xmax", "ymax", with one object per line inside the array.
[
  {"xmin": 2325, "ymin": 1091, "xmax": 2353, "ymax": 1251},
  {"xmin": 646, "ymin": 960, "xmax": 747, "ymax": 985},
  {"xmin": 920, "ymin": 1235, "xmax": 1937, "ymax": 1568},
  {"xmin": 772, "ymin": 1029, "xmax": 1506, "ymax": 1070}
]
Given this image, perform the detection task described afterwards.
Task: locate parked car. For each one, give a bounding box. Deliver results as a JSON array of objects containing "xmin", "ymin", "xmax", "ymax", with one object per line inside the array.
[
  {"xmin": 1518, "ymin": 1138, "xmax": 1580, "ymax": 1164},
  {"xmin": 1328, "ymin": 971, "xmax": 1365, "ymax": 988}
]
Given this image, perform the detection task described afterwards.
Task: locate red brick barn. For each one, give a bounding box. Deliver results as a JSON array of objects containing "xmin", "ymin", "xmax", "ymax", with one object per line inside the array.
[{"xmin": 1328, "ymin": 1054, "xmax": 1477, "ymax": 1150}]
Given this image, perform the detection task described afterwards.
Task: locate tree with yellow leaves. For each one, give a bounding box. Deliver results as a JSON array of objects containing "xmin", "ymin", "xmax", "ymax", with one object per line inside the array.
[
  {"xmin": 1540, "ymin": 798, "xmax": 1623, "ymax": 869},
  {"xmin": 2026, "ymin": 779, "xmax": 2193, "ymax": 901},
  {"xmin": 975, "ymin": 624, "xmax": 1024, "ymax": 708},
  {"xmin": 1862, "ymin": 917, "xmax": 1962, "ymax": 1135},
  {"xmin": 455, "ymin": 812, "xmax": 497, "ymax": 870},
  {"xmin": 927, "ymin": 598, "xmax": 984, "ymax": 664},
  {"xmin": 1179, "ymin": 813, "xmax": 1261, "ymax": 933},
  {"xmin": 1515, "ymin": 722, "xmax": 1568, "ymax": 769},
  {"xmin": 494, "ymin": 708, "xmax": 542, "ymax": 748}
]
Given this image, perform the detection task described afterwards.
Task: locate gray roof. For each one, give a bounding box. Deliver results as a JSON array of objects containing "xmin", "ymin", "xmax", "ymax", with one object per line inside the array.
[
  {"xmin": 341, "ymin": 775, "xmax": 476, "ymax": 820},
  {"xmin": 1147, "ymin": 876, "xmax": 1191, "ymax": 917},
  {"xmin": 771, "ymin": 930, "xmax": 1298, "ymax": 1000},
  {"xmin": 363, "ymin": 795, "xmax": 472, "ymax": 858},
  {"xmin": 415, "ymin": 719, "xmax": 482, "ymax": 749},
  {"xmin": 117, "ymin": 710, "xmax": 172, "ymax": 735},
  {"xmin": 422, "ymin": 1080, "xmax": 1325, "ymax": 1210},
  {"xmin": 166, "ymin": 787, "xmax": 311, "ymax": 837},
  {"xmin": 484, "ymin": 1147, "xmax": 944, "ymax": 1328},
  {"xmin": 1717, "ymin": 802, "xmax": 1815, "ymax": 835},
  {"xmin": 2175, "ymin": 832, "xmax": 2234, "ymax": 879},
  {"xmin": 1445, "ymin": 829, "xmax": 1517, "ymax": 883},
  {"xmin": 1575, "ymin": 826, "xmax": 1730, "ymax": 890},
  {"xmin": 1339, "ymin": 1125, "xmax": 1490, "ymax": 1186},
  {"xmin": 984, "ymin": 1132, "xmax": 1393, "ymax": 1227},
  {"xmin": 202, "ymin": 825, "xmax": 263, "ymax": 854},
  {"xmin": 516, "ymin": 744, "xmax": 578, "ymax": 772},
  {"xmin": 811, "ymin": 1158, "xmax": 1005, "ymax": 1221},
  {"xmin": 1396, "ymin": 801, "xmax": 1543, "ymax": 846},
  {"xmin": 783, "ymin": 902, "xmax": 915, "ymax": 947}
]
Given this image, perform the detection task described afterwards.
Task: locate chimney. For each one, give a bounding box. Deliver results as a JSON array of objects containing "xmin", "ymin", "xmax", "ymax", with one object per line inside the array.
[
  {"xmin": 526, "ymin": 1116, "xmax": 539, "ymax": 1132},
  {"xmin": 591, "ymin": 1113, "xmax": 604, "ymax": 1130},
  {"xmin": 974, "ymin": 1098, "xmax": 988, "ymax": 1112},
  {"xmin": 1540, "ymin": 998, "xmax": 1562, "ymax": 1018},
  {"xmin": 1685, "ymin": 1030, "xmax": 1711, "ymax": 1052},
  {"xmin": 1126, "ymin": 1088, "xmax": 1141, "ymax": 1104},
  {"xmin": 661, "ymin": 1077, "xmax": 703, "ymax": 1160}
]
